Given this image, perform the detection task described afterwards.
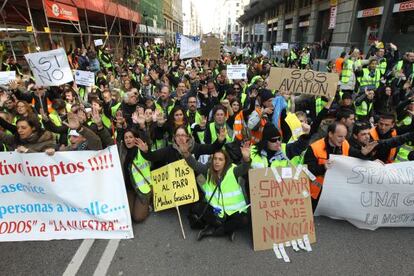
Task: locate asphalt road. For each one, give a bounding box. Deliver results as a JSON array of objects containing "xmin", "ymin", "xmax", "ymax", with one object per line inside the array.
[{"xmin": 1, "ymin": 207, "xmax": 414, "ymax": 276}]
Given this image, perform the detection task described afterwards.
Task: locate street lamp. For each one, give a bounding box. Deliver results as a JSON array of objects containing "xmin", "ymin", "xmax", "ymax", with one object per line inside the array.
[{"xmin": 143, "ymin": 12, "xmax": 149, "ymax": 43}]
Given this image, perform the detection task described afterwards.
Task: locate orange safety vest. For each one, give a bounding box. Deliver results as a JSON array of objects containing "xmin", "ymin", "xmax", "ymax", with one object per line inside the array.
[
  {"xmin": 233, "ymin": 108, "xmax": 266, "ymax": 144},
  {"xmin": 32, "ymin": 97, "xmax": 54, "ymax": 114},
  {"xmin": 370, "ymin": 128, "xmax": 397, "ymax": 163},
  {"xmin": 309, "ymin": 138, "xmax": 350, "ymax": 199}
]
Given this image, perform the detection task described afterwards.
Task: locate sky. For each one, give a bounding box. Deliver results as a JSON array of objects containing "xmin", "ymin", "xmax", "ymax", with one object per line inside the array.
[{"xmin": 191, "ymin": 0, "xmax": 217, "ymax": 33}]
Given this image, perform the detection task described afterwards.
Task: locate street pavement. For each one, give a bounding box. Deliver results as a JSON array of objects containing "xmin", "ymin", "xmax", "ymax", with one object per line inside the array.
[{"xmin": 1, "ymin": 206, "xmax": 414, "ymax": 276}]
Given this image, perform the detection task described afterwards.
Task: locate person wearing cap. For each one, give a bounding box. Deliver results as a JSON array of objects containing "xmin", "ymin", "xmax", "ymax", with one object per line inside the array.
[
  {"xmin": 62, "ymin": 113, "xmax": 103, "ymax": 151},
  {"xmin": 250, "ymin": 122, "xmax": 311, "ymax": 169},
  {"xmin": 304, "ymin": 122, "xmax": 350, "ymax": 211}
]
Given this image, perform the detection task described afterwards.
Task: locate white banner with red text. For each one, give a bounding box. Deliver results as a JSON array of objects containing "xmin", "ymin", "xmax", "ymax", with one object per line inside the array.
[{"xmin": 0, "ymin": 145, "xmax": 133, "ymax": 241}]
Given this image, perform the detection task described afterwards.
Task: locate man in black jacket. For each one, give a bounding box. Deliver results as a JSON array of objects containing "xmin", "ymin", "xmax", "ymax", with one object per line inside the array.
[{"xmin": 349, "ymin": 120, "xmax": 414, "ymax": 162}]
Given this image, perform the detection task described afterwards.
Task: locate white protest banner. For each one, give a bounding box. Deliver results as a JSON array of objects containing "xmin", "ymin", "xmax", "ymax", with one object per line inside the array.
[
  {"xmin": 0, "ymin": 71, "xmax": 15, "ymax": 85},
  {"xmin": 261, "ymin": 49, "xmax": 268, "ymax": 57},
  {"xmin": 273, "ymin": 45, "xmax": 281, "ymax": 52},
  {"xmin": 179, "ymin": 35, "xmax": 201, "ymax": 59},
  {"xmin": 227, "ymin": 64, "xmax": 247, "ymax": 80},
  {"xmin": 24, "ymin": 48, "xmax": 73, "ymax": 86},
  {"xmin": 315, "ymin": 155, "xmax": 414, "ymax": 230},
  {"xmin": 0, "ymin": 145, "xmax": 133, "ymax": 241},
  {"xmin": 94, "ymin": 39, "xmax": 103, "ymax": 46},
  {"xmin": 74, "ymin": 70, "xmax": 95, "ymax": 87}
]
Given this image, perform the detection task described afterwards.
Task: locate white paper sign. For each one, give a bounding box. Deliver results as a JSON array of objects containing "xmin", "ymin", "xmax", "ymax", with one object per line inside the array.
[
  {"xmin": 226, "ymin": 64, "xmax": 247, "ymax": 80},
  {"xmin": 281, "ymin": 43, "xmax": 289, "ymax": 50},
  {"xmin": 75, "ymin": 70, "xmax": 95, "ymax": 87},
  {"xmin": 24, "ymin": 48, "xmax": 73, "ymax": 86},
  {"xmin": 236, "ymin": 48, "xmax": 244, "ymax": 56},
  {"xmin": 273, "ymin": 45, "xmax": 281, "ymax": 52},
  {"xmin": 0, "ymin": 71, "xmax": 16, "ymax": 85},
  {"xmin": 315, "ymin": 155, "xmax": 414, "ymax": 230},
  {"xmin": 94, "ymin": 39, "xmax": 103, "ymax": 46},
  {"xmin": 0, "ymin": 145, "xmax": 133, "ymax": 241},
  {"xmin": 261, "ymin": 49, "xmax": 268, "ymax": 57},
  {"xmin": 179, "ymin": 35, "xmax": 201, "ymax": 59}
]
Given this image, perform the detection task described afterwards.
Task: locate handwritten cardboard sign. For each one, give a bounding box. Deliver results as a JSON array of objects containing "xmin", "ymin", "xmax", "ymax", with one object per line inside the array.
[
  {"xmin": 151, "ymin": 159, "xmax": 199, "ymax": 211},
  {"xmin": 268, "ymin": 67, "xmax": 339, "ymax": 98},
  {"xmin": 249, "ymin": 167, "xmax": 316, "ymax": 251},
  {"xmin": 24, "ymin": 48, "xmax": 73, "ymax": 86},
  {"xmin": 201, "ymin": 36, "xmax": 221, "ymax": 60}
]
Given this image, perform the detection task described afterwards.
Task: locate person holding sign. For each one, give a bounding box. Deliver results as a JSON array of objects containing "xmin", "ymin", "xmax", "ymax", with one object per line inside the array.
[
  {"xmin": 304, "ymin": 122, "xmax": 350, "ymax": 211},
  {"xmin": 181, "ymin": 143, "xmax": 252, "ymax": 241}
]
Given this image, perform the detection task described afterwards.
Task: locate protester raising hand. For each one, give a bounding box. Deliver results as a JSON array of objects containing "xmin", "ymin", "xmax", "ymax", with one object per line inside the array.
[
  {"xmin": 218, "ymin": 127, "xmax": 227, "ymax": 143},
  {"xmin": 135, "ymin": 138, "xmax": 148, "ymax": 153},
  {"xmin": 240, "ymin": 141, "xmax": 251, "ymax": 162},
  {"xmin": 92, "ymin": 108, "xmax": 103, "ymax": 129},
  {"xmin": 65, "ymin": 113, "xmax": 81, "ymax": 130}
]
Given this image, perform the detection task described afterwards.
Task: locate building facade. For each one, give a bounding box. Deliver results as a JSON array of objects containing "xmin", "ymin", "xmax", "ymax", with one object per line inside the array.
[
  {"xmin": 238, "ymin": 0, "xmax": 414, "ymax": 58},
  {"xmin": 183, "ymin": 0, "xmax": 201, "ymax": 36},
  {"xmin": 0, "ymin": 0, "xmax": 183, "ymax": 61}
]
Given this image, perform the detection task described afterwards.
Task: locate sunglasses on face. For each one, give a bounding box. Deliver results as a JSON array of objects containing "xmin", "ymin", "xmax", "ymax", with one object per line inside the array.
[{"xmin": 269, "ymin": 136, "xmax": 281, "ymax": 143}]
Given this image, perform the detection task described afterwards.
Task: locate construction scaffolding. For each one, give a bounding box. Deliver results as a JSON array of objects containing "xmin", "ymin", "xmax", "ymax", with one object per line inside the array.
[{"xmin": 0, "ymin": 0, "xmax": 168, "ymax": 64}]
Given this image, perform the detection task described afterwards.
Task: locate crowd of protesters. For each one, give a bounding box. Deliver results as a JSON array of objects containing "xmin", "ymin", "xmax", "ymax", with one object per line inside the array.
[{"xmin": 0, "ymin": 39, "xmax": 413, "ymax": 241}]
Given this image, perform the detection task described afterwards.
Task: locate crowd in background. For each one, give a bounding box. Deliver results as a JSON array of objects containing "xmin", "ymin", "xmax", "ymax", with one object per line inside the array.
[{"xmin": 0, "ymin": 39, "xmax": 413, "ymax": 240}]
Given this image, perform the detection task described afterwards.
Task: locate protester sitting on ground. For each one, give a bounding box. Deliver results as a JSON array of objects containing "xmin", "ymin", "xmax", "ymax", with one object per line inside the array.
[
  {"xmin": 182, "ymin": 143, "xmax": 252, "ymax": 241},
  {"xmin": 304, "ymin": 122, "xmax": 350, "ymax": 211},
  {"xmin": 0, "ymin": 117, "xmax": 56, "ymax": 154},
  {"xmin": 119, "ymin": 128, "xmax": 152, "ymax": 223},
  {"xmin": 136, "ymin": 125, "xmax": 226, "ymax": 169}
]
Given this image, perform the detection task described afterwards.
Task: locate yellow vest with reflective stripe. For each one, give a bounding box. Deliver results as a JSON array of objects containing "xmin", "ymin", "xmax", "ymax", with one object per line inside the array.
[
  {"xmin": 202, "ymin": 165, "xmax": 247, "ymax": 218},
  {"xmin": 250, "ymin": 144, "xmax": 303, "ymax": 168},
  {"xmin": 131, "ymin": 150, "xmax": 151, "ymax": 194},
  {"xmin": 209, "ymin": 122, "xmax": 232, "ymax": 143}
]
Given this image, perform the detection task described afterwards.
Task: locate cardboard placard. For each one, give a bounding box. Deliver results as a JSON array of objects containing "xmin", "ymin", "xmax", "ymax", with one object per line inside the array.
[
  {"xmin": 249, "ymin": 167, "xmax": 316, "ymax": 251},
  {"xmin": 201, "ymin": 36, "xmax": 221, "ymax": 60},
  {"xmin": 268, "ymin": 67, "xmax": 339, "ymax": 98},
  {"xmin": 24, "ymin": 48, "xmax": 73, "ymax": 87},
  {"xmin": 227, "ymin": 64, "xmax": 247, "ymax": 80},
  {"xmin": 151, "ymin": 159, "xmax": 199, "ymax": 211}
]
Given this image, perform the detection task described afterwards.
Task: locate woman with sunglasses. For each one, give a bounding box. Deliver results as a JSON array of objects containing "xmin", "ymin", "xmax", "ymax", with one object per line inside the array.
[{"xmin": 250, "ymin": 123, "xmax": 311, "ymax": 169}]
